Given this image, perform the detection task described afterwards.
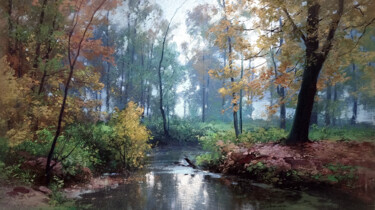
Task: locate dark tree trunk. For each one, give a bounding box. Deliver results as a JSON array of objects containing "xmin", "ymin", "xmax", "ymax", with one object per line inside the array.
[
  {"xmin": 286, "ymin": 0, "xmax": 343, "ymax": 145},
  {"xmin": 155, "ymin": 3, "xmax": 184, "ymax": 137},
  {"xmin": 105, "ymin": 12, "xmax": 111, "ymax": 113},
  {"xmin": 140, "ymin": 51, "xmax": 145, "ymax": 108},
  {"xmin": 325, "ymin": 84, "xmax": 331, "ymax": 126},
  {"xmin": 279, "ymin": 87, "xmax": 286, "ymax": 129},
  {"xmin": 206, "ymin": 74, "xmax": 210, "ymax": 120},
  {"xmin": 45, "ymin": 1, "xmax": 105, "ymax": 184},
  {"xmin": 287, "ymin": 1, "xmax": 322, "ymax": 145},
  {"xmin": 157, "ymin": 25, "xmax": 170, "ymax": 138},
  {"xmin": 239, "ymin": 55, "xmax": 244, "ymax": 133},
  {"xmin": 123, "ymin": 14, "xmax": 131, "ymax": 106},
  {"xmin": 351, "ymin": 97, "xmax": 358, "ymax": 125},
  {"xmin": 202, "ymin": 55, "xmax": 206, "ymax": 122},
  {"xmin": 287, "ymin": 57, "xmax": 323, "ymax": 144},
  {"xmin": 167, "ymin": 96, "xmax": 170, "ymax": 131},
  {"xmin": 221, "ymin": 50, "xmax": 226, "ymax": 121},
  {"xmin": 106, "ymin": 64, "xmax": 111, "ymax": 113},
  {"xmin": 158, "ymin": 50, "xmax": 169, "ymax": 137},
  {"xmin": 120, "ymin": 55, "xmax": 125, "ymax": 104},
  {"xmin": 222, "ymin": 0, "xmax": 239, "ymax": 136},
  {"xmin": 46, "ymin": 63, "xmax": 74, "ymax": 185},
  {"xmin": 33, "ymin": 0, "xmax": 48, "ymax": 70},
  {"xmin": 248, "ymin": 60, "xmax": 254, "ymax": 120},
  {"xmin": 7, "ymin": 0, "xmax": 13, "ymax": 51},
  {"xmin": 332, "ymin": 84, "xmax": 338, "ymax": 126},
  {"xmin": 95, "ymin": 90, "xmax": 99, "ymax": 112},
  {"xmin": 228, "ymin": 36, "xmax": 239, "ymax": 138},
  {"xmin": 351, "ymin": 63, "xmax": 358, "ymax": 125},
  {"xmin": 146, "ymin": 84, "xmax": 150, "ymax": 116},
  {"xmin": 310, "ymin": 105, "xmax": 318, "ymax": 125}
]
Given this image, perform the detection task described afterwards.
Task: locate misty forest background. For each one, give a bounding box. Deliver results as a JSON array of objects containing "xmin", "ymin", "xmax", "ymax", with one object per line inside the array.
[{"xmin": 0, "ymin": 0, "xmax": 375, "ymax": 189}]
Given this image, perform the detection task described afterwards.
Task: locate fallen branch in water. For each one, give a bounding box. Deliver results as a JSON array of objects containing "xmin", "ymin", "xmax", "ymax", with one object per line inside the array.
[{"xmin": 184, "ymin": 157, "xmax": 197, "ymax": 169}]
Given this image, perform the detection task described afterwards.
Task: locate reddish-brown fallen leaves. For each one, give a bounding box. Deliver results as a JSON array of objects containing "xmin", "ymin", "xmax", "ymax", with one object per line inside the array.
[{"xmin": 217, "ymin": 140, "xmax": 375, "ymax": 203}]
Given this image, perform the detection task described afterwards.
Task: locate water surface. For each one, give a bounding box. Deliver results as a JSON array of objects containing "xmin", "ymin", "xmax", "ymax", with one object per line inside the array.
[{"xmin": 77, "ymin": 146, "xmax": 372, "ymax": 210}]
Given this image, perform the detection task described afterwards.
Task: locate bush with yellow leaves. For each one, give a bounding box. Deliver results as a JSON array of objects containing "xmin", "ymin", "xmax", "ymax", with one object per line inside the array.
[{"xmin": 109, "ymin": 101, "xmax": 152, "ymax": 169}]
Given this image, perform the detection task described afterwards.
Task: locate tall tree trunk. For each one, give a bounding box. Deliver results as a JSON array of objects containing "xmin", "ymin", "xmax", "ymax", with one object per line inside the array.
[
  {"xmin": 157, "ymin": 25, "xmax": 170, "ymax": 138},
  {"xmin": 248, "ymin": 60, "xmax": 254, "ymax": 120},
  {"xmin": 106, "ymin": 64, "xmax": 111, "ymax": 112},
  {"xmin": 33, "ymin": 0, "xmax": 48, "ymax": 70},
  {"xmin": 105, "ymin": 11, "xmax": 111, "ymax": 113},
  {"xmin": 279, "ymin": 87, "xmax": 286, "ymax": 129},
  {"xmin": 206, "ymin": 73, "xmax": 210, "ymax": 121},
  {"xmin": 221, "ymin": 50, "xmax": 226, "ymax": 121},
  {"xmin": 351, "ymin": 63, "xmax": 358, "ymax": 125},
  {"xmin": 325, "ymin": 83, "xmax": 332, "ymax": 126},
  {"xmin": 351, "ymin": 97, "xmax": 358, "ymax": 125},
  {"xmin": 287, "ymin": 1, "xmax": 322, "ymax": 144},
  {"xmin": 332, "ymin": 85, "xmax": 338, "ymax": 126},
  {"xmin": 46, "ymin": 1, "xmax": 105, "ymax": 184},
  {"xmin": 166, "ymin": 94, "xmax": 170, "ymax": 131},
  {"xmin": 310, "ymin": 104, "xmax": 318, "ymax": 125},
  {"xmin": 222, "ymin": 0, "xmax": 238, "ymax": 136},
  {"xmin": 286, "ymin": 0, "xmax": 343, "ymax": 145},
  {"xmin": 140, "ymin": 51, "xmax": 145, "ymax": 107},
  {"xmin": 95, "ymin": 90, "xmax": 99, "ymax": 112},
  {"xmin": 7, "ymin": 0, "xmax": 15, "ymax": 59},
  {"xmin": 146, "ymin": 84, "xmax": 150, "ymax": 116},
  {"xmin": 287, "ymin": 57, "xmax": 323, "ymax": 144},
  {"xmin": 156, "ymin": 2, "xmax": 184, "ymax": 137},
  {"xmin": 239, "ymin": 55, "xmax": 244, "ymax": 133},
  {"xmin": 228, "ymin": 36, "xmax": 239, "ymax": 138},
  {"xmin": 202, "ymin": 55, "xmax": 206, "ymax": 122},
  {"xmin": 120, "ymin": 55, "xmax": 125, "ymax": 105},
  {"xmin": 7, "ymin": 0, "xmax": 13, "ymax": 44}
]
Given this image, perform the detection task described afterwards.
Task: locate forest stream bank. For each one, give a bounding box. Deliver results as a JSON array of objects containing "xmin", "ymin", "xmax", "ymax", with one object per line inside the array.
[{"xmin": 206, "ymin": 140, "xmax": 375, "ymax": 204}]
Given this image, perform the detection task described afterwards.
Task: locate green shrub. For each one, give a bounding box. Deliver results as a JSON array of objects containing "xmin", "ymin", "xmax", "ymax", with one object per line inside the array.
[
  {"xmin": 0, "ymin": 163, "xmax": 35, "ymax": 185},
  {"xmin": 144, "ymin": 118, "xmax": 220, "ymax": 143},
  {"xmin": 196, "ymin": 127, "xmax": 287, "ymax": 167},
  {"xmin": 49, "ymin": 176, "xmax": 68, "ymax": 206},
  {"xmin": 0, "ymin": 137, "xmax": 8, "ymax": 162}
]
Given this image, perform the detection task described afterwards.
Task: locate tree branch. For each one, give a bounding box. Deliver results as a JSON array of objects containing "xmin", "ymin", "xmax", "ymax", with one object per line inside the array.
[
  {"xmin": 282, "ymin": 7, "xmax": 306, "ymax": 42},
  {"xmin": 321, "ymin": 0, "xmax": 344, "ymax": 59}
]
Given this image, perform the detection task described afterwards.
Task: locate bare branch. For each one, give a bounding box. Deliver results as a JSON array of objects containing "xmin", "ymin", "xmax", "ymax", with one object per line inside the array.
[
  {"xmin": 282, "ymin": 7, "xmax": 306, "ymax": 42},
  {"xmin": 340, "ymin": 17, "xmax": 375, "ymax": 57}
]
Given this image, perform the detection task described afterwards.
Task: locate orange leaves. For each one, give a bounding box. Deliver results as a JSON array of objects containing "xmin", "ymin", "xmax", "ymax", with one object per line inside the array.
[{"xmin": 273, "ymin": 61, "xmax": 294, "ymax": 88}]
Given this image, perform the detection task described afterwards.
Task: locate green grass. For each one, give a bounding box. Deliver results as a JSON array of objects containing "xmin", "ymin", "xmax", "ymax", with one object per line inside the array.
[{"xmin": 309, "ymin": 125, "xmax": 375, "ymax": 142}]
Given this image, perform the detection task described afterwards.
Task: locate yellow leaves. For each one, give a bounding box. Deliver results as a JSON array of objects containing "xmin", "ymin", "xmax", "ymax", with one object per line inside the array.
[
  {"xmin": 0, "ymin": 56, "xmax": 32, "ymax": 145},
  {"xmin": 110, "ymin": 101, "xmax": 151, "ymax": 168},
  {"xmin": 218, "ymin": 87, "xmax": 227, "ymax": 96},
  {"xmin": 6, "ymin": 128, "xmax": 31, "ymax": 147},
  {"xmin": 266, "ymin": 105, "xmax": 278, "ymax": 117}
]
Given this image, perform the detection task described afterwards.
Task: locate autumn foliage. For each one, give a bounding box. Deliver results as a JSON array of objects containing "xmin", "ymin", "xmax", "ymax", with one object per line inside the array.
[{"xmin": 110, "ymin": 102, "xmax": 152, "ymax": 169}]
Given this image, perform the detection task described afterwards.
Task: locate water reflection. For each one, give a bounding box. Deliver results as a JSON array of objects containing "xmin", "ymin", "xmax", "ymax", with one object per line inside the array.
[{"xmin": 78, "ymin": 147, "xmax": 372, "ymax": 210}]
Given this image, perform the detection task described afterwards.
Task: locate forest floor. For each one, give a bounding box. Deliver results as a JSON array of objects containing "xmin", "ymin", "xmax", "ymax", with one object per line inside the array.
[
  {"xmin": 215, "ymin": 140, "xmax": 375, "ymax": 203},
  {"xmin": 0, "ymin": 185, "xmax": 50, "ymax": 209},
  {"xmin": 0, "ymin": 175, "xmax": 127, "ymax": 209}
]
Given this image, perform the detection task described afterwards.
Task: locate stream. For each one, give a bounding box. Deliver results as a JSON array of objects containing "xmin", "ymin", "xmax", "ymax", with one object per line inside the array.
[{"xmin": 77, "ymin": 146, "xmax": 372, "ymax": 210}]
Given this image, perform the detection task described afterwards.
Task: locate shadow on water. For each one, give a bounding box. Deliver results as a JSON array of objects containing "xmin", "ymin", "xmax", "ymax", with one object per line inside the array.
[{"xmin": 77, "ymin": 146, "xmax": 373, "ymax": 210}]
